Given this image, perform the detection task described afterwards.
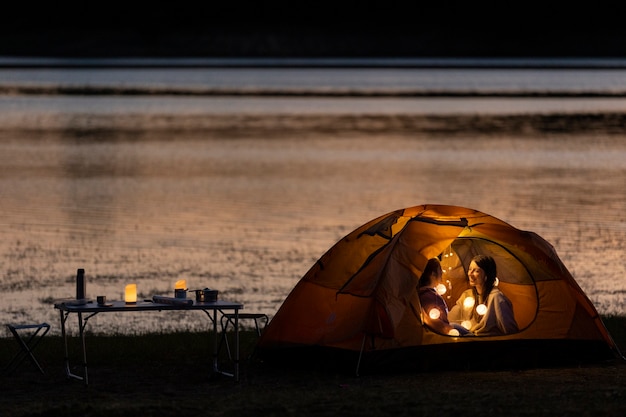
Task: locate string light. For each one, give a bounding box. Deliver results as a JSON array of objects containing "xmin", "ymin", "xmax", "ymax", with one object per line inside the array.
[
  {"xmin": 440, "ymin": 246, "xmax": 455, "ymax": 299},
  {"xmin": 476, "ymin": 303, "xmax": 487, "ymax": 315},
  {"xmin": 429, "ymin": 308, "xmax": 441, "ymax": 320},
  {"xmin": 461, "ymin": 320, "xmax": 472, "ymax": 330},
  {"xmin": 463, "ymin": 296, "xmax": 475, "ymax": 309},
  {"xmin": 448, "ymin": 328, "xmax": 460, "ymax": 336},
  {"xmin": 436, "ymin": 283, "xmax": 447, "ymax": 295}
]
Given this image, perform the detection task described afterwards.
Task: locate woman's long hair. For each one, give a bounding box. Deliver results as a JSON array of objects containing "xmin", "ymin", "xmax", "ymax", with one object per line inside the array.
[
  {"xmin": 470, "ymin": 254, "xmax": 497, "ymax": 320},
  {"xmin": 418, "ymin": 257, "xmax": 442, "ymax": 289}
]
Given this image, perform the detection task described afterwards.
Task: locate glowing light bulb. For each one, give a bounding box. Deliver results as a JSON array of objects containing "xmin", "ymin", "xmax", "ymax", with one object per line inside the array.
[
  {"xmin": 476, "ymin": 303, "xmax": 487, "ymax": 315},
  {"xmin": 436, "ymin": 283, "xmax": 447, "ymax": 295},
  {"xmin": 461, "ymin": 320, "xmax": 472, "ymax": 329},
  {"xmin": 463, "ymin": 296, "xmax": 475, "ymax": 309},
  {"xmin": 429, "ymin": 308, "xmax": 441, "ymax": 320},
  {"xmin": 448, "ymin": 328, "xmax": 460, "ymax": 336}
]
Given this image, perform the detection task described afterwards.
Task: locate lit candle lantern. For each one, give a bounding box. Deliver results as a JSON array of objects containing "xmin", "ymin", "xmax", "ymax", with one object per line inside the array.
[
  {"xmin": 125, "ymin": 284, "xmax": 137, "ymax": 304},
  {"xmin": 174, "ymin": 279, "xmax": 187, "ymax": 298}
]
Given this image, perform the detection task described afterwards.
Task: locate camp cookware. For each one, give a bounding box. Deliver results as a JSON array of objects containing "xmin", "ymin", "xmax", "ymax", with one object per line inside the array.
[{"xmin": 193, "ymin": 288, "xmax": 218, "ymax": 302}]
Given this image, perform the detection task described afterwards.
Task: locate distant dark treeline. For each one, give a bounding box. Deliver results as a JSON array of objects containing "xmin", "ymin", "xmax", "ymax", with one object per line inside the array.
[{"xmin": 3, "ymin": 2, "xmax": 626, "ymax": 57}]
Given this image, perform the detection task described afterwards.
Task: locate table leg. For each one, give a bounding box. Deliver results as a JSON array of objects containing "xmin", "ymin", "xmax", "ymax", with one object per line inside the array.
[
  {"xmin": 234, "ymin": 308, "xmax": 240, "ymax": 382},
  {"xmin": 212, "ymin": 308, "xmax": 218, "ymax": 374},
  {"xmin": 59, "ymin": 310, "xmax": 91, "ymax": 386},
  {"xmin": 203, "ymin": 308, "xmax": 239, "ymax": 381},
  {"xmin": 78, "ymin": 311, "xmax": 89, "ymax": 386},
  {"xmin": 60, "ymin": 310, "xmax": 70, "ymax": 377},
  {"xmin": 60, "ymin": 310, "xmax": 87, "ymax": 384}
]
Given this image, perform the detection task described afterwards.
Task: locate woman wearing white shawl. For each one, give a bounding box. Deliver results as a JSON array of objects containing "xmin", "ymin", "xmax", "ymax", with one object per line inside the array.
[{"xmin": 449, "ymin": 255, "xmax": 518, "ymax": 336}]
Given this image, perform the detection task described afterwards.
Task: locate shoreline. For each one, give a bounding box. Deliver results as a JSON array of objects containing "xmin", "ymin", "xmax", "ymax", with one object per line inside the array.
[
  {"xmin": 5, "ymin": 85, "xmax": 626, "ymax": 98},
  {"xmin": 5, "ymin": 57, "xmax": 626, "ymax": 69},
  {"xmin": 3, "ymin": 113, "xmax": 626, "ymax": 136}
]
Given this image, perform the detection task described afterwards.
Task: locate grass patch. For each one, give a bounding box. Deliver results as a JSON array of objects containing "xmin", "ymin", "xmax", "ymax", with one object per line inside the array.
[{"xmin": 1, "ymin": 317, "xmax": 625, "ymax": 417}]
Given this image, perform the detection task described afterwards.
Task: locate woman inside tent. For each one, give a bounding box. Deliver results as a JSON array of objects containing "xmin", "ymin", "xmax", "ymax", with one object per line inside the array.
[
  {"xmin": 449, "ymin": 255, "xmax": 518, "ymax": 336},
  {"xmin": 418, "ymin": 258, "xmax": 469, "ymax": 336}
]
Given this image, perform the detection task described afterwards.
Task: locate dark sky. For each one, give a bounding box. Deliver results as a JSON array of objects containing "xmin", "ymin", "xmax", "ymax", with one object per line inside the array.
[{"xmin": 3, "ymin": 2, "xmax": 626, "ymax": 58}]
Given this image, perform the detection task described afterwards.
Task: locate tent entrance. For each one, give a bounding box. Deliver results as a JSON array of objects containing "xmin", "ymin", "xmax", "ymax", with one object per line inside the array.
[{"xmin": 437, "ymin": 238, "xmax": 539, "ymax": 333}]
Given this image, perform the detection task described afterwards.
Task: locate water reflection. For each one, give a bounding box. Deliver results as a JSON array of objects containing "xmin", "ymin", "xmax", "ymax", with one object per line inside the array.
[{"xmin": 1, "ymin": 131, "xmax": 625, "ymax": 335}]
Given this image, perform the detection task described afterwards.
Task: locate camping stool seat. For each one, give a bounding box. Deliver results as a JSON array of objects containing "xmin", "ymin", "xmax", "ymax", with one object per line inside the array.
[
  {"xmin": 219, "ymin": 313, "xmax": 269, "ymax": 361},
  {"xmin": 4, "ymin": 322, "xmax": 50, "ymax": 375}
]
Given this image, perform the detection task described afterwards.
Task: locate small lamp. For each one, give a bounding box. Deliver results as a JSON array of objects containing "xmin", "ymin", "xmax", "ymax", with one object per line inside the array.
[{"xmin": 125, "ymin": 284, "xmax": 137, "ymax": 304}]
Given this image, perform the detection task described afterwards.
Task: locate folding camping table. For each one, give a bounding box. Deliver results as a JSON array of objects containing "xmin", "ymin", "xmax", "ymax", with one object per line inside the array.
[{"xmin": 54, "ymin": 299, "xmax": 243, "ymax": 386}]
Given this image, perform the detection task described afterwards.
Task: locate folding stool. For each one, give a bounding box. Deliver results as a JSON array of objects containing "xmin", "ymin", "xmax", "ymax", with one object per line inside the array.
[
  {"xmin": 4, "ymin": 322, "xmax": 50, "ymax": 375},
  {"xmin": 219, "ymin": 313, "xmax": 268, "ymax": 361}
]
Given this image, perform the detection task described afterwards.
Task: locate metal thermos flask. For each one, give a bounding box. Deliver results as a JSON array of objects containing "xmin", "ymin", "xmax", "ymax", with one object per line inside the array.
[{"xmin": 76, "ymin": 268, "xmax": 86, "ymax": 299}]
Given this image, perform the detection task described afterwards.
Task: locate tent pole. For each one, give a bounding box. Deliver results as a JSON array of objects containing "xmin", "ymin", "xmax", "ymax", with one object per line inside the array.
[{"xmin": 356, "ymin": 333, "xmax": 367, "ymax": 377}]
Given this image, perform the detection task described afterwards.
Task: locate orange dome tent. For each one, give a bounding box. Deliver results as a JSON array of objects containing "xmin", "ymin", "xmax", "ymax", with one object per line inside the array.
[{"xmin": 257, "ymin": 204, "xmax": 621, "ymax": 373}]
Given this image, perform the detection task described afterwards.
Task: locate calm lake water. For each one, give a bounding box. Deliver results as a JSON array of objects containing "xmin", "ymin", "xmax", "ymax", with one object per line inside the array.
[{"xmin": 1, "ymin": 61, "xmax": 626, "ymax": 335}]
